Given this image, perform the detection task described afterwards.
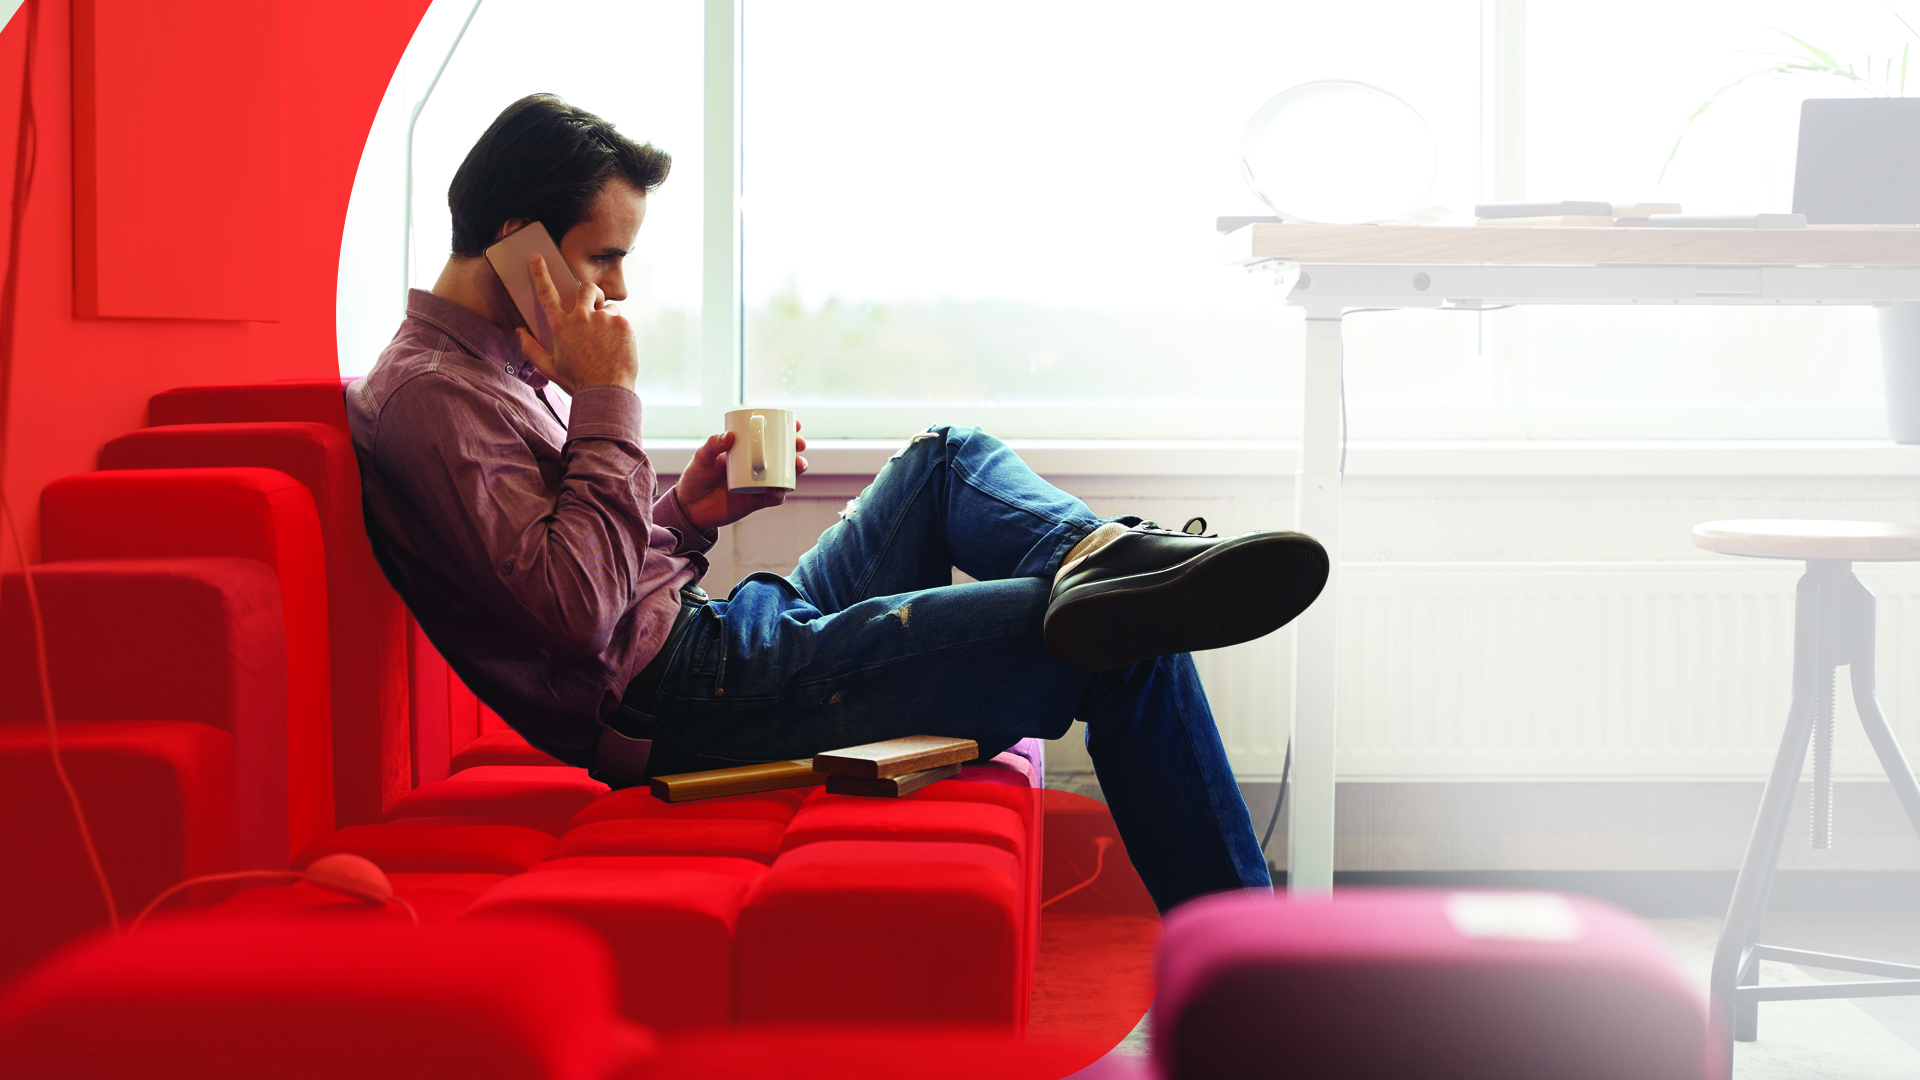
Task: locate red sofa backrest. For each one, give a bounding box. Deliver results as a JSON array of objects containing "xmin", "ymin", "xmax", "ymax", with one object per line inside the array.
[
  {"xmin": 101, "ymin": 422, "xmax": 410, "ymax": 825},
  {"xmin": 0, "ymin": 558, "xmax": 288, "ymax": 868},
  {"xmin": 41, "ymin": 468, "xmax": 334, "ymax": 856},
  {"xmin": 147, "ymin": 379, "xmax": 354, "ymax": 429},
  {"xmin": 142, "ymin": 382, "xmax": 494, "ymax": 798}
]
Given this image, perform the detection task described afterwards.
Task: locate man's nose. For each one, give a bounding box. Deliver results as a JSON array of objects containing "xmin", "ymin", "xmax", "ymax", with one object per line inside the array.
[{"xmin": 602, "ymin": 273, "xmax": 628, "ymax": 303}]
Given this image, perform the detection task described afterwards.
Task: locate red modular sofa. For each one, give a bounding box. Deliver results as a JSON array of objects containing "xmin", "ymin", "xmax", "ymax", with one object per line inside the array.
[
  {"xmin": 1, "ymin": 376, "xmax": 1722, "ymax": 1078},
  {"xmin": 1, "ymin": 379, "xmax": 1051, "ymax": 1036},
  {"xmin": 225, "ymin": 757, "xmax": 1044, "ymax": 1030}
]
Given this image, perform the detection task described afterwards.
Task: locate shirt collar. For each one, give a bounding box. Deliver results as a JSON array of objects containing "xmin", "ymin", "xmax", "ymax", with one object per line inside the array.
[{"xmin": 404, "ymin": 288, "xmax": 551, "ymax": 390}]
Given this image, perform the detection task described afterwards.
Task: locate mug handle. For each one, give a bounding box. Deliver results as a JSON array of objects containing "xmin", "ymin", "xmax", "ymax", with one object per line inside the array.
[{"xmin": 749, "ymin": 414, "xmax": 766, "ymax": 477}]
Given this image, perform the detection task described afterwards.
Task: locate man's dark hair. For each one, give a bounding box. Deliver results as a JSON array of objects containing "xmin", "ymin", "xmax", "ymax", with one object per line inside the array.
[{"xmin": 447, "ymin": 94, "xmax": 671, "ymax": 257}]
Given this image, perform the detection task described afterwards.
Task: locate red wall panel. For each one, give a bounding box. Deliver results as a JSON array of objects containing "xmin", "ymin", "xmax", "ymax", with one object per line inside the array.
[
  {"xmin": 0, "ymin": 0, "xmax": 431, "ymax": 567},
  {"xmin": 72, "ymin": 0, "xmax": 279, "ymax": 320}
]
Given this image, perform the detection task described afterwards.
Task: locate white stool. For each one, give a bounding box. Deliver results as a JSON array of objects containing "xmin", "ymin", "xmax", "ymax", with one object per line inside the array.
[{"xmin": 1695, "ymin": 520, "xmax": 1920, "ymax": 1074}]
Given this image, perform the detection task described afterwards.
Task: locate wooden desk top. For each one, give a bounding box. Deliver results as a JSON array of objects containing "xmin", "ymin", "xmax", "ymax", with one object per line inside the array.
[{"xmin": 1230, "ymin": 223, "xmax": 1920, "ymax": 267}]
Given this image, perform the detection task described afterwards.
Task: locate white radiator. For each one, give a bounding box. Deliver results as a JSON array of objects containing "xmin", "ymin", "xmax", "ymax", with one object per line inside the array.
[{"xmin": 1203, "ymin": 561, "xmax": 1920, "ymax": 783}]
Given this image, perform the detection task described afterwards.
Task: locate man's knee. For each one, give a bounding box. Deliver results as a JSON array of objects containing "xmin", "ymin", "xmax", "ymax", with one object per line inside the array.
[{"xmin": 887, "ymin": 424, "xmax": 966, "ymax": 464}]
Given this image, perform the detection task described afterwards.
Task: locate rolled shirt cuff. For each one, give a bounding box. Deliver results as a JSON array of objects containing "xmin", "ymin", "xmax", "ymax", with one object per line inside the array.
[
  {"xmin": 564, "ymin": 385, "xmax": 643, "ymax": 444},
  {"xmin": 654, "ymin": 486, "xmax": 720, "ymax": 554}
]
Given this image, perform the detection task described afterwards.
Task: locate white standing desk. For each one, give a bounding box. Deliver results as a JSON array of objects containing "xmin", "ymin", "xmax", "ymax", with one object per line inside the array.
[{"xmin": 1225, "ymin": 222, "xmax": 1920, "ymax": 891}]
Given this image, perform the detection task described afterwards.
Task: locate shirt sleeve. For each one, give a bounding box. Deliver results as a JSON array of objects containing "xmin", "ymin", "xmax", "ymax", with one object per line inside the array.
[
  {"xmin": 374, "ymin": 375, "xmax": 657, "ymax": 659},
  {"xmin": 652, "ymin": 485, "xmax": 720, "ymax": 556}
]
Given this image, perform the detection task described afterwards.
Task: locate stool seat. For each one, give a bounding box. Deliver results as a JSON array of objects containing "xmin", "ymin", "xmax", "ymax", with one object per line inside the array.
[{"xmin": 1692, "ymin": 519, "xmax": 1920, "ymax": 561}]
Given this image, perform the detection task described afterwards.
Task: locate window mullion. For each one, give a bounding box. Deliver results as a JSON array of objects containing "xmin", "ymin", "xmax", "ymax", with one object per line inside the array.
[{"xmin": 700, "ymin": 0, "xmax": 742, "ymax": 436}]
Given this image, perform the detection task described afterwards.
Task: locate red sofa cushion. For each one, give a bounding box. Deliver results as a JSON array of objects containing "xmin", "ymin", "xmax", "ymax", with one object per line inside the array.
[
  {"xmin": 387, "ymin": 766, "xmax": 608, "ymax": 831},
  {"xmin": 101, "ymin": 422, "xmax": 410, "ymax": 827},
  {"xmin": 40, "ymin": 468, "xmax": 333, "ymax": 855},
  {"xmin": 527, "ymin": 855, "xmax": 769, "ymax": 884},
  {"xmin": 1155, "ymin": 889, "xmax": 1713, "ymax": 1080},
  {"xmin": 211, "ymin": 872, "xmax": 508, "ymax": 922},
  {"xmin": 453, "ymin": 728, "xmax": 566, "ymax": 770},
  {"xmin": 780, "ymin": 798, "xmax": 1026, "ymax": 858},
  {"xmin": 0, "ymin": 918, "xmax": 657, "ymax": 1080},
  {"xmin": 0, "ymin": 559, "xmax": 289, "ymax": 870},
  {"xmin": 295, "ymin": 824, "xmax": 555, "ymax": 875},
  {"xmin": 633, "ymin": 1025, "xmax": 1108, "ymax": 1080},
  {"xmin": 572, "ymin": 787, "xmax": 801, "ymax": 827},
  {"xmin": 466, "ymin": 864, "xmax": 760, "ymax": 1029},
  {"xmin": 0, "ymin": 721, "xmax": 234, "ymax": 986},
  {"xmin": 736, "ymin": 840, "xmax": 1023, "ymax": 1025},
  {"xmin": 547, "ymin": 819, "xmax": 787, "ymax": 863},
  {"xmin": 148, "ymin": 379, "xmax": 353, "ymax": 429}
]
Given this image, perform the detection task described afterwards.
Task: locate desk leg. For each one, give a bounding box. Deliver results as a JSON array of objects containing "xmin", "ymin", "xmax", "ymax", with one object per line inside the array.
[{"xmin": 1289, "ymin": 307, "xmax": 1344, "ymax": 892}]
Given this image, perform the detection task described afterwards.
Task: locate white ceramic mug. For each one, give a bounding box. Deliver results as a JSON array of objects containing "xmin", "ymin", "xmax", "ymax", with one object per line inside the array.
[{"xmin": 724, "ymin": 407, "xmax": 798, "ymax": 493}]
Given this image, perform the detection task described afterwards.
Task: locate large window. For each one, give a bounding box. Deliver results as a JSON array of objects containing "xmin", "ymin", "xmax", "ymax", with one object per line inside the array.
[
  {"xmin": 741, "ymin": 0, "xmax": 1483, "ymax": 437},
  {"xmin": 344, "ymin": 0, "xmax": 1909, "ymax": 440}
]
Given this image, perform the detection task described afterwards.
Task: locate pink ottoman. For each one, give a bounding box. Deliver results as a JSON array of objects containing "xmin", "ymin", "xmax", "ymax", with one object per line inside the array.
[{"xmin": 1155, "ymin": 888, "xmax": 1713, "ymax": 1080}]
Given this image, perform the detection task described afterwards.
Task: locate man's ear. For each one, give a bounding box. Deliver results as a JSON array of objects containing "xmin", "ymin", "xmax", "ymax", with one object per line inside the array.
[{"xmin": 495, "ymin": 218, "xmax": 530, "ymax": 242}]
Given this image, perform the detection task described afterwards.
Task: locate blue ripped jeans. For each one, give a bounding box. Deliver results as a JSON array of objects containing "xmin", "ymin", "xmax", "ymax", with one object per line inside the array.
[{"xmin": 640, "ymin": 425, "xmax": 1270, "ymax": 912}]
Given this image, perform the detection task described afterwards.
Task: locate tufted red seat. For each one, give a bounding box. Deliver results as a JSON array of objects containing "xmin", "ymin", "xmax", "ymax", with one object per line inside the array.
[
  {"xmin": 572, "ymin": 787, "xmax": 802, "ymax": 827},
  {"xmin": 735, "ymin": 840, "xmax": 1024, "ymax": 1025},
  {"xmin": 528, "ymin": 854, "xmax": 769, "ymax": 883},
  {"xmin": 546, "ymin": 818, "xmax": 788, "ymax": 863},
  {"xmin": 40, "ymin": 468, "xmax": 334, "ymax": 855},
  {"xmin": 211, "ymin": 873, "xmax": 508, "ymax": 922},
  {"xmin": 452, "ymin": 727, "xmax": 566, "ymax": 770},
  {"xmin": 0, "ymin": 918, "xmax": 658, "ymax": 1079},
  {"xmin": 387, "ymin": 766, "xmax": 609, "ymax": 834},
  {"xmin": 466, "ymin": 861, "xmax": 766, "ymax": 1029},
  {"xmin": 780, "ymin": 797, "xmax": 1027, "ymax": 859},
  {"xmin": 101, "ymin": 421, "xmax": 410, "ymax": 827},
  {"xmin": 295, "ymin": 823, "xmax": 556, "ymax": 875}
]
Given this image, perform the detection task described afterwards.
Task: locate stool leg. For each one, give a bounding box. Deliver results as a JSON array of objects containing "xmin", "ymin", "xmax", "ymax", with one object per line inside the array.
[
  {"xmin": 1812, "ymin": 667, "xmax": 1836, "ymax": 849},
  {"xmin": 1840, "ymin": 574, "xmax": 1920, "ymax": 836},
  {"xmin": 1735, "ymin": 947, "xmax": 1762, "ymax": 1041},
  {"xmin": 1710, "ymin": 564, "xmax": 1834, "ymax": 1072}
]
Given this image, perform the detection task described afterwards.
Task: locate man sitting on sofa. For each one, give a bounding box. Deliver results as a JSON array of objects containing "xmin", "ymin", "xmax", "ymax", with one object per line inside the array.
[{"xmin": 346, "ymin": 93, "xmax": 1328, "ymax": 912}]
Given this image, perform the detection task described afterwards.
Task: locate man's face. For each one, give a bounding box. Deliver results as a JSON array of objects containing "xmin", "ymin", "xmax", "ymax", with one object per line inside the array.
[{"xmin": 527, "ymin": 177, "xmax": 648, "ymax": 303}]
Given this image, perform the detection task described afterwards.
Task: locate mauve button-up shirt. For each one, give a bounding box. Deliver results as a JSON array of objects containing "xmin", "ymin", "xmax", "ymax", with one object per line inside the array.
[{"xmin": 346, "ymin": 289, "xmax": 715, "ymax": 767}]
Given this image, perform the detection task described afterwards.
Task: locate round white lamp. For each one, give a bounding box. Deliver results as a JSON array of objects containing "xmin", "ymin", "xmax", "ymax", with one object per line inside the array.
[{"xmin": 1241, "ymin": 80, "xmax": 1438, "ymax": 225}]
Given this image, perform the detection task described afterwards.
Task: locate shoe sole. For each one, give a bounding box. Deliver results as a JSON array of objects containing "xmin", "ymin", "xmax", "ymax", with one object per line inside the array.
[{"xmin": 1043, "ymin": 532, "xmax": 1330, "ymax": 673}]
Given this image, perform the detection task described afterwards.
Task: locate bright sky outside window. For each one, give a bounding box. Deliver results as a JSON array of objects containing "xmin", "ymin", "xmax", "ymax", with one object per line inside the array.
[{"xmin": 741, "ymin": 0, "xmax": 1482, "ymax": 417}]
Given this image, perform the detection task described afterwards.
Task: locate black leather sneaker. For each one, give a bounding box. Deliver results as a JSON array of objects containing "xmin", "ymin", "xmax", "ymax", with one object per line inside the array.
[{"xmin": 1043, "ymin": 518, "xmax": 1329, "ymax": 673}]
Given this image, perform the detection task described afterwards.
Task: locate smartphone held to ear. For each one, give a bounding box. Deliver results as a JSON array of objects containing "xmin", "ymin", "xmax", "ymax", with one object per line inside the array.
[{"xmin": 484, "ymin": 222, "xmax": 579, "ymax": 355}]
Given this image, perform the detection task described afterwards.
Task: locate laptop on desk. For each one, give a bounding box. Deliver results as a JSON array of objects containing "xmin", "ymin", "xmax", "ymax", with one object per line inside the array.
[{"xmin": 1793, "ymin": 97, "xmax": 1920, "ymax": 225}]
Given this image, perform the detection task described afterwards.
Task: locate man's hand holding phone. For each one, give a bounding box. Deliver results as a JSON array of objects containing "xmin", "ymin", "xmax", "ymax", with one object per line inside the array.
[{"xmin": 514, "ymin": 253, "xmax": 638, "ymax": 395}]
